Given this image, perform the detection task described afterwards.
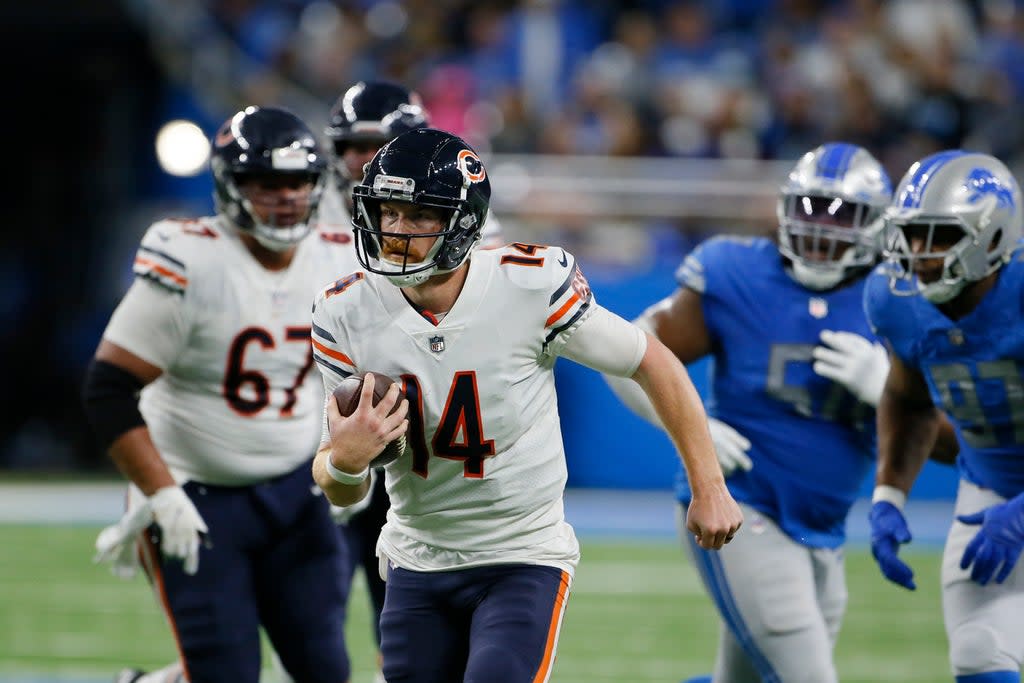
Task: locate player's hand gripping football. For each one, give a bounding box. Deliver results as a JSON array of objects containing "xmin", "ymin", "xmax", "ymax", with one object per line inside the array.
[
  {"xmin": 326, "ymin": 373, "xmax": 409, "ymax": 476},
  {"xmin": 956, "ymin": 492, "xmax": 1024, "ymax": 586},
  {"xmin": 149, "ymin": 485, "xmax": 209, "ymax": 575},
  {"xmin": 869, "ymin": 501, "xmax": 916, "ymax": 590},
  {"xmin": 708, "ymin": 418, "xmax": 752, "ymax": 476},
  {"xmin": 687, "ymin": 483, "xmax": 743, "ymax": 550},
  {"xmin": 812, "ymin": 330, "xmax": 890, "ymax": 406}
]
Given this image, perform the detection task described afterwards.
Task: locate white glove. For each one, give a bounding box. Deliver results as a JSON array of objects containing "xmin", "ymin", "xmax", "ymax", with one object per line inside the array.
[
  {"xmin": 708, "ymin": 417, "xmax": 752, "ymax": 476},
  {"xmin": 812, "ymin": 330, "xmax": 890, "ymax": 407},
  {"xmin": 328, "ymin": 469, "xmax": 377, "ymax": 524},
  {"xmin": 149, "ymin": 486, "xmax": 209, "ymax": 575},
  {"xmin": 94, "ymin": 502, "xmax": 155, "ymax": 579}
]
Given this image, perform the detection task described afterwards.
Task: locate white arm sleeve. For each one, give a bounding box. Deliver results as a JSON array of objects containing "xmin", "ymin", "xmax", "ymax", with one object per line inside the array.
[
  {"xmin": 102, "ymin": 280, "xmax": 189, "ymax": 370},
  {"xmin": 597, "ymin": 312, "xmax": 664, "ymax": 428},
  {"xmin": 559, "ymin": 304, "xmax": 647, "ymax": 376}
]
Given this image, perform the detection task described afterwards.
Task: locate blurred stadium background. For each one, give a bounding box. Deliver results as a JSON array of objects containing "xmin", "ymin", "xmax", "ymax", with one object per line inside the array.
[{"xmin": 5, "ymin": 0, "xmax": 1022, "ymax": 680}]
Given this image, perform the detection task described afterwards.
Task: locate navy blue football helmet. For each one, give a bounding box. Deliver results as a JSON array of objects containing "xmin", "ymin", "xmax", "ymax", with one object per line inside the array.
[
  {"xmin": 325, "ymin": 81, "xmax": 429, "ymax": 187},
  {"xmin": 211, "ymin": 106, "xmax": 326, "ymax": 251},
  {"xmin": 352, "ymin": 128, "xmax": 490, "ymax": 286}
]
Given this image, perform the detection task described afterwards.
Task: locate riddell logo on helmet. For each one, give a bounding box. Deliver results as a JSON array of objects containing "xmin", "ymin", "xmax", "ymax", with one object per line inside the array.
[{"xmin": 457, "ymin": 150, "xmax": 486, "ymax": 183}]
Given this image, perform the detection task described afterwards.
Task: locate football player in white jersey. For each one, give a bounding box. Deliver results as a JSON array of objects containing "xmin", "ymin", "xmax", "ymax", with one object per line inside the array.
[
  {"xmin": 82, "ymin": 106, "xmax": 359, "ymax": 683},
  {"xmin": 309, "ymin": 127, "xmax": 743, "ymax": 683},
  {"xmin": 321, "ymin": 80, "xmax": 504, "ymax": 247},
  {"xmin": 320, "ymin": 80, "xmax": 504, "ymax": 683}
]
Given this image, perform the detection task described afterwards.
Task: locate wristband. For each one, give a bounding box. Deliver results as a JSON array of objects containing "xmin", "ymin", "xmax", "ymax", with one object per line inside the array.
[
  {"xmin": 872, "ymin": 484, "xmax": 907, "ymax": 510},
  {"xmin": 325, "ymin": 455, "xmax": 369, "ymax": 485}
]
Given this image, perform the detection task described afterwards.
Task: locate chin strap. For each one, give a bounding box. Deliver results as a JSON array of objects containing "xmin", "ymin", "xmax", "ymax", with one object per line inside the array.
[{"xmin": 789, "ymin": 260, "xmax": 846, "ymax": 290}]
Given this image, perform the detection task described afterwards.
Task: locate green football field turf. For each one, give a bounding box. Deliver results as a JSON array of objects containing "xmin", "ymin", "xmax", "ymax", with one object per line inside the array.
[{"xmin": 0, "ymin": 525, "xmax": 950, "ymax": 682}]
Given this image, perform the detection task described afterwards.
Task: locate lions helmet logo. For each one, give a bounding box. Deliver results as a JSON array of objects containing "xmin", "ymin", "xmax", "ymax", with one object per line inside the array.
[
  {"xmin": 966, "ymin": 167, "xmax": 1016, "ymax": 210},
  {"xmin": 457, "ymin": 149, "xmax": 486, "ymax": 185}
]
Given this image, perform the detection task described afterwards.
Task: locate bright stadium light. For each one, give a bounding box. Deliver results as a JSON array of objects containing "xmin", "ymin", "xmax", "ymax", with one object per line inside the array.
[{"xmin": 155, "ymin": 120, "xmax": 210, "ymax": 176}]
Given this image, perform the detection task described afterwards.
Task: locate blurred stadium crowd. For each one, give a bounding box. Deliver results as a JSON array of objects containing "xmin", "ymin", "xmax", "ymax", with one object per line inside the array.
[
  {"xmin": 7, "ymin": 0, "xmax": 1024, "ymax": 472},
  {"xmin": 164, "ymin": 0, "xmax": 1024, "ymax": 166}
]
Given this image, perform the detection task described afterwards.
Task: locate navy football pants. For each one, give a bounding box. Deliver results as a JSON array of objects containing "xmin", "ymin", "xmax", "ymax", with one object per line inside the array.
[
  {"xmin": 380, "ymin": 562, "xmax": 571, "ymax": 683},
  {"xmin": 140, "ymin": 461, "xmax": 351, "ymax": 683}
]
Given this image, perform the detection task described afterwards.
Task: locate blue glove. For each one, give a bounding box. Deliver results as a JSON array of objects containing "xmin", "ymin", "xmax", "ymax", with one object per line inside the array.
[
  {"xmin": 957, "ymin": 492, "xmax": 1024, "ymax": 586},
  {"xmin": 869, "ymin": 501, "xmax": 916, "ymax": 590}
]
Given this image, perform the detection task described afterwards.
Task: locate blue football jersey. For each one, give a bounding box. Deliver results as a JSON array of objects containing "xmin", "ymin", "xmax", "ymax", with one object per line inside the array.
[
  {"xmin": 675, "ymin": 236, "xmax": 878, "ymax": 548},
  {"xmin": 864, "ymin": 250, "xmax": 1024, "ymax": 500}
]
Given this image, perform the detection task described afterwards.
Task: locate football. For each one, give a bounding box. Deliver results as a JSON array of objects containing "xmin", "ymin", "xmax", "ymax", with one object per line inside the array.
[{"xmin": 331, "ymin": 371, "xmax": 408, "ymax": 468}]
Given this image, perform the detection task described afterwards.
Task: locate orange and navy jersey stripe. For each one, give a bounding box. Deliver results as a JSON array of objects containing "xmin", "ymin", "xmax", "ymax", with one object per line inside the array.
[
  {"xmin": 318, "ymin": 230, "xmax": 353, "ymax": 245},
  {"xmin": 544, "ymin": 258, "xmax": 592, "ymax": 344},
  {"xmin": 311, "ymin": 319, "xmax": 355, "ymax": 380},
  {"xmin": 133, "ymin": 245, "xmax": 188, "ymax": 295},
  {"xmin": 312, "ymin": 273, "xmax": 364, "ymax": 379}
]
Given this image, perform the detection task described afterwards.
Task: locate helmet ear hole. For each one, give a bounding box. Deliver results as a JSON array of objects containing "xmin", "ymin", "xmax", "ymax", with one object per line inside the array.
[{"xmin": 990, "ymin": 228, "xmax": 1003, "ymax": 254}]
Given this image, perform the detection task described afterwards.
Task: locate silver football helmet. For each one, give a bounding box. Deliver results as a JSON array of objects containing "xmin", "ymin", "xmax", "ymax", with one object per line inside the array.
[
  {"xmin": 883, "ymin": 151, "xmax": 1022, "ymax": 303},
  {"xmin": 777, "ymin": 142, "xmax": 893, "ymax": 290}
]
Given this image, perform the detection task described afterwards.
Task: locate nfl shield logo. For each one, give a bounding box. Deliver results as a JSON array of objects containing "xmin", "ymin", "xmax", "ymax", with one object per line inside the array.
[
  {"xmin": 808, "ymin": 297, "xmax": 828, "ymax": 319},
  {"xmin": 429, "ymin": 335, "xmax": 445, "ymax": 353}
]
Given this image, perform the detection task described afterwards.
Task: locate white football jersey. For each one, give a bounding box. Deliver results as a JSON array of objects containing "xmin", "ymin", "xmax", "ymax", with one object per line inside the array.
[
  {"xmin": 311, "ymin": 244, "xmax": 595, "ymax": 573},
  {"xmin": 317, "ymin": 181, "xmax": 355, "ymax": 233},
  {"xmin": 103, "ymin": 216, "xmax": 359, "ymax": 486}
]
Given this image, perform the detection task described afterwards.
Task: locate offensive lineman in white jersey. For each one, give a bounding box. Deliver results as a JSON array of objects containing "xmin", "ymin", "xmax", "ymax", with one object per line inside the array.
[
  {"xmin": 309, "ymin": 127, "xmax": 744, "ymax": 683},
  {"xmin": 82, "ymin": 107, "xmax": 358, "ymax": 683}
]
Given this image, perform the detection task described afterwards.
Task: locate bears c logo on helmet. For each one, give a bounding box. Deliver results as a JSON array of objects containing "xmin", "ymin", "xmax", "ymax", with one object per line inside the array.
[
  {"xmin": 215, "ymin": 109, "xmax": 248, "ymax": 148},
  {"xmin": 214, "ymin": 124, "xmax": 235, "ymax": 148},
  {"xmin": 457, "ymin": 149, "xmax": 486, "ymax": 184}
]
